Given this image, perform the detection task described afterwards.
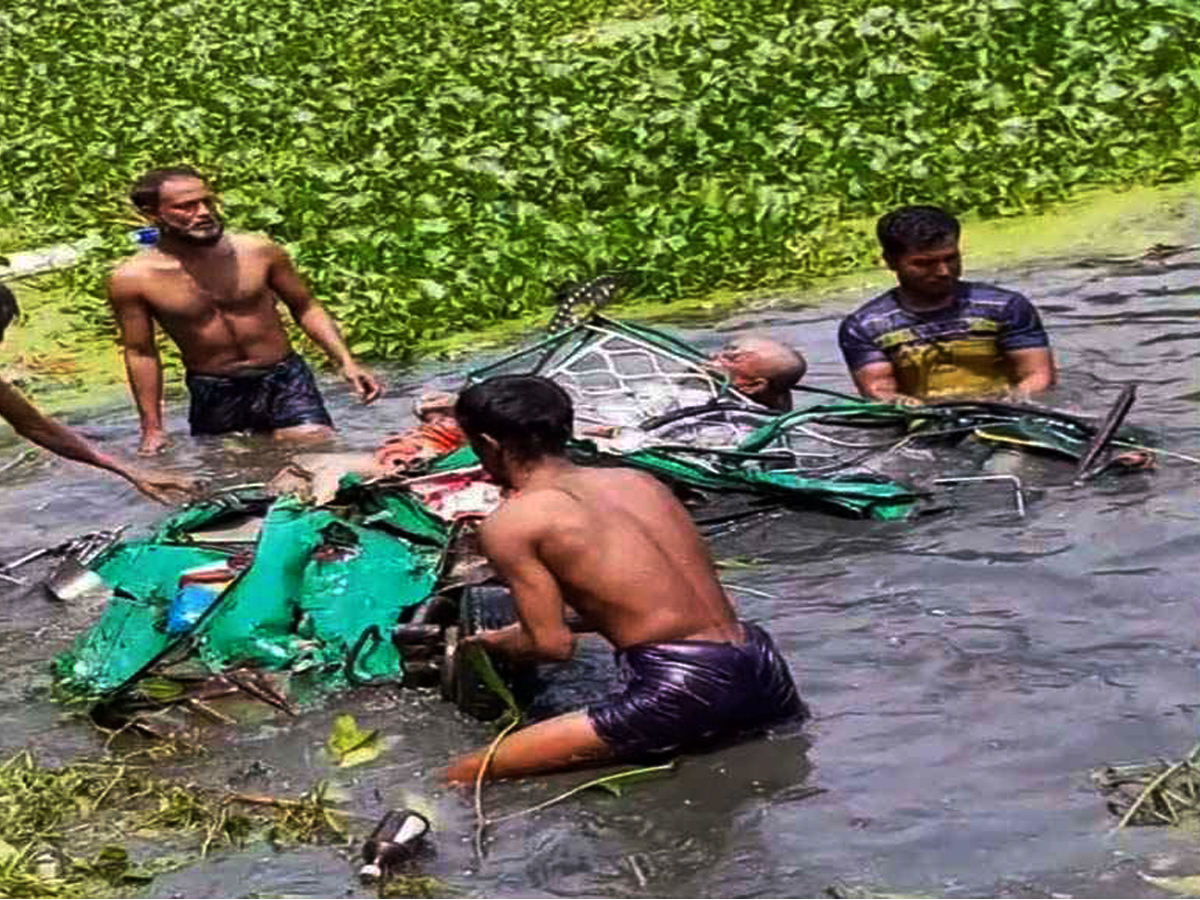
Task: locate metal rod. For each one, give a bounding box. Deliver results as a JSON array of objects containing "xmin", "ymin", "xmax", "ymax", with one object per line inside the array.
[
  {"xmin": 1075, "ymin": 384, "xmax": 1137, "ymax": 482},
  {"xmin": 0, "ymin": 546, "xmax": 54, "ymax": 573}
]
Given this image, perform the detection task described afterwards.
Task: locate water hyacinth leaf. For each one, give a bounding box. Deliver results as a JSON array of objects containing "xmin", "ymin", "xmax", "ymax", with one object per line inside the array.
[
  {"xmin": 1, "ymin": 0, "xmax": 1198, "ymax": 358},
  {"xmin": 326, "ymin": 714, "xmax": 383, "ymax": 768},
  {"xmin": 417, "ymin": 279, "xmax": 448, "ymax": 300}
]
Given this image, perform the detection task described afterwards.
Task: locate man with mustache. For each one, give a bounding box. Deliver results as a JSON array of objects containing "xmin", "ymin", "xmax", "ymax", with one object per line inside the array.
[
  {"xmin": 108, "ymin": 167, "xmax": 381, "ymax": 455},
  {"xmin": 838, "ymin": 205, "xmax": 1056, "ymax": 405}
]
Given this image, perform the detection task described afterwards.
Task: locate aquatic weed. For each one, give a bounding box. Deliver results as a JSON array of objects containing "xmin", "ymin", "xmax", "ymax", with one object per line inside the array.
[
  {"xmin": 1, "ymin": 0, "xmax": 1197, "ymax": 357},
  {"xmin": 1092, "ymin": 743, "xmax": 1200, "ymax": 829},
  {"xmin": 0, "ymin": 750, "xmax": 352, "ymax": 897}
]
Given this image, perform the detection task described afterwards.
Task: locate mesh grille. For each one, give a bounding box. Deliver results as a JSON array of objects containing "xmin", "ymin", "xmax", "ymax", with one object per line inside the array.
[{"xmin": 545, "ymin": 331, "xmax": 724, "ymax": 428}]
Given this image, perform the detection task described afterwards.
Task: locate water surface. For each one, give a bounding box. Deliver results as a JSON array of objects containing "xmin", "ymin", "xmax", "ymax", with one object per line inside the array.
[{"xmin": 1, "ymin": 243, "xmax": 1197, "ymax": 898}]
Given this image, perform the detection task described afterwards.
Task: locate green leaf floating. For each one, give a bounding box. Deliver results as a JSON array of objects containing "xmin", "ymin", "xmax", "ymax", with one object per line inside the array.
[{"xmin": 326, "ymin": 714, "xmax": 382, "ymax": 768}]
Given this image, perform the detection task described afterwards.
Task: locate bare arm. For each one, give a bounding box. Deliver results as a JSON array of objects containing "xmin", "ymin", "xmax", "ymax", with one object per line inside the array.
[
  {"xmin": 0, "ymin": 378, "xmax": 195, "ymax": 504},
  {"xmin": 1005, "ymin": 347, "xmax": 1056, "ymax": 399},
  {"xmin": 108, "ymin": 271, "xmax": 168, "ymax": 454},
  {"xmin": 1, "ymin": 378, "xmax": 124, "ymax": 472},
  {"xmin": 267, "ymin": 244, "xmax": 381, "ymax": 403},
  {"xmin": 849, "ymin": 362, "xmax": 923, "ymax": 406},
  {"xmin": 469, "ymin": 508, "xmax": 576, "ymax": 662}
]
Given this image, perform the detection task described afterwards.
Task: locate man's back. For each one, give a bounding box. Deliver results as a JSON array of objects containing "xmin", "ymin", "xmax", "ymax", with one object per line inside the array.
[
  {"xmin": 487, "ymin": 465, "xmax": 741, "ymax": 649},
  {"xmin": 447, "ymin": 374, "xmax": 804, "ymax": 783}
]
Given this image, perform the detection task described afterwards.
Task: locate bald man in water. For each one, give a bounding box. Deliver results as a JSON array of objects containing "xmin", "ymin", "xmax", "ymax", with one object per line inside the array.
[{"xmin": 710, "ymin": 337, "xmax": 806, "ymax": 410}]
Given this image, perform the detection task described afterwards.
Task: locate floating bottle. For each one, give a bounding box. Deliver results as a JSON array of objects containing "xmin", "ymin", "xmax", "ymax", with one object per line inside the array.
[{"xmin": 359, "ymin": 809, "xmax": 431, "ymax": 882}]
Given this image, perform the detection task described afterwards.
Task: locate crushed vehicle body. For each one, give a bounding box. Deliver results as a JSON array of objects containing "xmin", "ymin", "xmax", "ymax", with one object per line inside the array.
[{"xmin": 46, "ymin": 312, "xmax": 1156, "ymax": 725}]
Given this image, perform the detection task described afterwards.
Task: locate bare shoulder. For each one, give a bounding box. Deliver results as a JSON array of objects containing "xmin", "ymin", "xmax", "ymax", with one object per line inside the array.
[
  {"xmin": 486, "ymin": 488, "xmax": 569, "ymax": 532},
  {"xmin": 232, "ymin": 232, "xmax": 287, "ymax": 260},
  {"xmin": 485, "ymin": 487, "xmax": 582, "ymax": 541},
  {"xmin": 110, "ymin": 251, "xmax": 157, "ymax": 282},
  {"xmin": 590, "ymin": 466, "xmax": 670, "ymax": 496},
  {"xmin": 108, "ymin": 253, "xmax": 158, "ymax": 300},
  {"xmin": 479, "ymin": 496, "xmax": 543, "ymax": 557}
]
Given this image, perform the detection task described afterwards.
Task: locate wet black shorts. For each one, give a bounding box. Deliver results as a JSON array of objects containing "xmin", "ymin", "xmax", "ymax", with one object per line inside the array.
[
  {"xmin": 185, "ymin": 353, "xmax": 334, "ymax": 436},
  {"xmin": 587, "ymin": 621, "xmax": 808, "ymax": 758}
]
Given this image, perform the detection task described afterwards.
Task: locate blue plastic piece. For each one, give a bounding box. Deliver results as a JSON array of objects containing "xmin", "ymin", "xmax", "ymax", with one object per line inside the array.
[{"xmin": 166, "ymin": 583, "xmax": 220, "ymax": 635}]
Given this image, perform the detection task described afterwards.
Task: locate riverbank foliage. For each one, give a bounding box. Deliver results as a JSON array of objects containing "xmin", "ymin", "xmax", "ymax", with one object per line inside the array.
[{"xmin": 1, "ymin": 0, "xmax": 1198, "ymax": 358}]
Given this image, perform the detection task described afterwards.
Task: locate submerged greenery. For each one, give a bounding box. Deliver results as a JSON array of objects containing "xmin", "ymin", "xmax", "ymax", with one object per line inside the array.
[
  {"xmin": 0, "ymin": 749, "xmax": 350, "ymax": 898},
  {"xmin": 1092, "ymin": 743, "xmax": 1200, "ymax": 829},
  {"xmin": 1, "ymin": 0, "xmax": 1198, "ymax": 357}
]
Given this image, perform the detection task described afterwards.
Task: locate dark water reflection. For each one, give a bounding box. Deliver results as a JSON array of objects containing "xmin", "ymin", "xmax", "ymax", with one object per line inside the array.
[{"xmin": 1, "ymin": 242, "xmax": 1198, "ymax": 897}]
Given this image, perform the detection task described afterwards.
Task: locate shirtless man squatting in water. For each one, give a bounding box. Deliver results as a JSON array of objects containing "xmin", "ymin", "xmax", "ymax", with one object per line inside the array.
[
  {"xmin": 108, "ymin": 167, "xmax": 381, "ymax": 455},
  {"xmin": 445, "ymin": 375, "xmax": 807, "ymax": 783}
]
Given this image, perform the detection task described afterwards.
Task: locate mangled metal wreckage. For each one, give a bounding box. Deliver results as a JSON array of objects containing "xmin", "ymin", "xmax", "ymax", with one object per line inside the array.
[{"xmin": 48, "ymin": 313, "xmax": 1154, "ymax": 727}]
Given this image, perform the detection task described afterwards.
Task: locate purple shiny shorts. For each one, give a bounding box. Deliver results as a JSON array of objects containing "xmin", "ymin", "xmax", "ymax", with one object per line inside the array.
[{"xmin": 588, "ymin": 620, "xmax": 807, "ymax": 758}]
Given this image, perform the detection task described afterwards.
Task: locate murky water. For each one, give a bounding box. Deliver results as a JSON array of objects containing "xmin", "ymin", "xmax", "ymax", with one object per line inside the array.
[{"xmin": 1, "ymin": 239, "xmax": 1198, "ymax": 897}]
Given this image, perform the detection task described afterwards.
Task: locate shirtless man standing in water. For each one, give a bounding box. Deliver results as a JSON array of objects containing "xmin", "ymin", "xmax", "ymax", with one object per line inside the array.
[
  {"xmin": 446, "ymin": 375, "xmax": 806, "ymax": 783},
  {"xmin": 108, "ymin": 167, "xmax": 380, "ymax": 455}
]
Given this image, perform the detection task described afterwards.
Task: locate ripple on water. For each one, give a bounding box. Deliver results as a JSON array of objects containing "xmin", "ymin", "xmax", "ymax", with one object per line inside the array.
[{"xmin": 0, "ymin": 246, "xmax": 1198, "ymax": 897}]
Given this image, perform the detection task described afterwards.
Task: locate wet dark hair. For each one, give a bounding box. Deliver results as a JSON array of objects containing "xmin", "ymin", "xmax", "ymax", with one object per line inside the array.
[
  {"xmin": 130, "ymin": 166, "xmax": 207, "ymax": 213},
  {"xmin": 876, "ymin": 205, "xmax": 960, "ymax": 258},
  {"xmin": 455, "ymin": 375, "xmax": 574, "ymax": 461},
  {"xmin": 0, "ymin": 281, "xmax": 17, "ymax": 341}
]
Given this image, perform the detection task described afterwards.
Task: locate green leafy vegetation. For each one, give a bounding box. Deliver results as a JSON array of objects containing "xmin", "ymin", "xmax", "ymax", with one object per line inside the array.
[
  {"xmin": 0, "ymin": 749, "xmax": 350, "ymax": 898},
  {"xmin": 1, "ymin": 0, "xmax": 1197, "ymax": 358}
]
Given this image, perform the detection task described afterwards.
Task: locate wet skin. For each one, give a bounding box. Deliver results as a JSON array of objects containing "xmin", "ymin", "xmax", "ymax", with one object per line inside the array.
[
  {"xmin": 446, "ymin": 451, "xmax": 744, "ymax": 783},
  {"xmin": 0, "ymin": 368, "xmax": 195, "ymax": 504},
  {"xmin": 107, "ymin": 177, "xmax": 379, "ymax": 453}
]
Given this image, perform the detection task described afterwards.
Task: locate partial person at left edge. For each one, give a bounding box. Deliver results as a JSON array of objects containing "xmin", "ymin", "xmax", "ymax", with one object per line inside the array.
[
  {"xmin": 0, "ymin": 282, "xmax": 196, "ymax": 503},
  {"xmin": 107, "ymin": 166, "xmax": 382, "ymax": 455}
]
